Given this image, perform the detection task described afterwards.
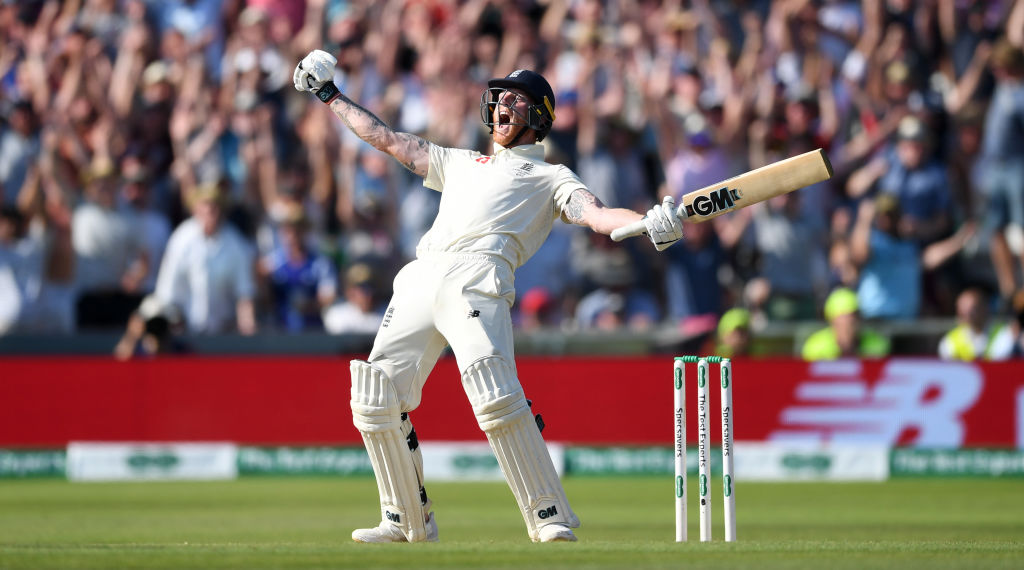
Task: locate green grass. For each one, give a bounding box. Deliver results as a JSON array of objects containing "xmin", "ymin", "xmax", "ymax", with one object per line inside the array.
[{"xmin": 1, "ymin": 477, "xmax": 1023, "ymax": 568}]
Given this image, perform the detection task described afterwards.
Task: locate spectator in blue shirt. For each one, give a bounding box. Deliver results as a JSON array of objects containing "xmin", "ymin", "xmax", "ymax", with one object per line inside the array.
[
  {"xmin": 851, "ymin": 194, "xmax": 976, "ymax": 320},
  {"xmin": 878, "ymin": 116, "xmax": 953, "ymax": 246},
  {"xmin": 259, "ymin": 207, "xmax": 337, "ymax": 332}
]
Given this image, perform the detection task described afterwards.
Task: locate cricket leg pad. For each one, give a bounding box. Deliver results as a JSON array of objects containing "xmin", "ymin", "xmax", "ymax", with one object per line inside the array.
[
  {"xmin": 461, "ymin": 356, "xmax": 580, "ymax": 541},
  {"xmin": 350, "ymin": 359, "xmax": 432, "ymax": 542}
]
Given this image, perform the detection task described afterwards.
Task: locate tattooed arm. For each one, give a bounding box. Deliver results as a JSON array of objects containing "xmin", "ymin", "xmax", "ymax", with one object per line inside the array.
[
  {"xmin": 294, "ymin": 50, "xmax": 429, "ymax": 175},
  {"xmin": 328, "ymin": 94, "xmax": 430, "ymax": 177},
  {"xmin": 563, "ymin": 189, "xmax": 645, "ymax": 235}
]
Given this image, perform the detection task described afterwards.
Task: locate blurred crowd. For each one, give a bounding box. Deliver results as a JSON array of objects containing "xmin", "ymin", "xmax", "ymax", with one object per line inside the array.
[{"xmin": 2, "ymin": 0, "xmax": 1024, "ymax": 356}]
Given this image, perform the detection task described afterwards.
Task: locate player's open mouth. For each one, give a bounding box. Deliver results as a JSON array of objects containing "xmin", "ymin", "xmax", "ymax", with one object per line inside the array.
[{"xmin": 498, "ymin": 112, "xmax": 511, "ymax": 126}]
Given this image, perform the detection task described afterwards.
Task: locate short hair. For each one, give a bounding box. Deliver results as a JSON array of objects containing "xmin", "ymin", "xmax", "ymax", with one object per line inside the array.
[{"xmin": 992, "ymin": 38, "xmax": 1024, "ymax": 75}]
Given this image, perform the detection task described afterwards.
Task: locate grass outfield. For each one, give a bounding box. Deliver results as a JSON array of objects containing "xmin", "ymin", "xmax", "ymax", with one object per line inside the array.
[{"xmin": 1, "ymin": 477, "xmax": 1022, "ymax": 569}]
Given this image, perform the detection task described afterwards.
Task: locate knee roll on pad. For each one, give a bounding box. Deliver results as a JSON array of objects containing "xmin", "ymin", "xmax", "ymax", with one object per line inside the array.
[
  {"xmin": 463, "ymin": 357, "xmax": 531, "ymax": 431},
  {"xmin": 461, "ymin": 357, "xmax": 579, "ymax": 540},
  {"xmin": 350, "ymin": 360, "xmax": 429, "ymax": 541}
]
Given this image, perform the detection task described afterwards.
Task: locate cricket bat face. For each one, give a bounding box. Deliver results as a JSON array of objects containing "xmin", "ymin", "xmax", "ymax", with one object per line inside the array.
[
  {"xmin": 610, "ymin": 149, "xmax": 833, "ymax": 241},
  {"xmin": 678, "ymin": 149, "xmax": 833, "ymax": 223}
]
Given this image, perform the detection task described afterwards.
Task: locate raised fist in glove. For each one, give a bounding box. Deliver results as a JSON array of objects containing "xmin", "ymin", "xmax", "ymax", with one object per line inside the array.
[
  {"xmin": 643, "ymin": 196, "xmax": 684, "ymax": 251},
  {"xmin": 293, "ymin": 50, "xmax": 341, "ymax": 104}
]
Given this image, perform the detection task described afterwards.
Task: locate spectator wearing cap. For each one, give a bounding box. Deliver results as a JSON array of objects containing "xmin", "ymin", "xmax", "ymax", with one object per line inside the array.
[
  {"xmin": 877, "ymin": 116, "xmax": 953, "ymax": 245},
  {"xmin": 656, "ymin": 93, "xmax": 734, "ymax": 328},
  {"xmin": 258, "ymin": 206, "xmax": 337, "ymax": 333},
  {"xmin": 937, "ymin": 287, "xmax": 1017, "ymax": 361},
  {"xmin": 153, "ymin": 182, "xmax": 257, "ymax": 334},
  {"xmin": 661, "ymin": 111, "xmax": 733, "ymax": 210},
  {"xmin": 980, "ymin": 39, "xmax": 1024, "ymax": 300},
  {"xmin": 801, "ymin": 288, "xmax": 890, "ymax": 361},
  {"xmin": 131, "ymin": 60, "xmax": 176, "ymax": 181},
  {"xmin": 140, "ymin": 61, "xmax": 175, "ymax": 107},
  {"xmin": 322, "ymin": 262, "xmax": 385, "ymax": 335},
  {"xmin": 574, "ymin": 285, "xmax": 661, "ymax": 332},
  {"xmin": 716, "ymin": 307, "xmax": 752, "ymax": 358},
  {"xmin": 880, "ymin": 59, "xmax": 915, "ymax": 109},
  {"xmin": 873, "ymin": 115, "xmax": 958, "ymax": 313}
]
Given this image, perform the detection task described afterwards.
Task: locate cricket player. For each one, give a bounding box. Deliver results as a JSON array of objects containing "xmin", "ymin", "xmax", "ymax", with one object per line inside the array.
[{"xmin": 294, "ymin": 50, "xmax": 684, "ymax": 543}]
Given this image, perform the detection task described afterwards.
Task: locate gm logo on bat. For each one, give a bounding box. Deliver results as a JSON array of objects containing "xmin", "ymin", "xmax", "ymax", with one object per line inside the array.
[{"xmin": 685, "ymin": 187, "xmax": 742, "ymax": 218}]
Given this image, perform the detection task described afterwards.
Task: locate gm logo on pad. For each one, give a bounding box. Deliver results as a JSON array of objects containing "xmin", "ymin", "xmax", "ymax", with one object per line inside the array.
[{"xmin": 537, "ymin": 505, "xmax": 558, "ymax": 519}]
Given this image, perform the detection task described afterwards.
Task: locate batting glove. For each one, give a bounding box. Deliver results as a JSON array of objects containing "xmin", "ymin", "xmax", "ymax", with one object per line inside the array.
[
  {"xmin": 643, "ymin": 196, "xmax": 684, "ymax": 251},
  {"xmin": 293, "ymin": 49, "xmax": 342, "ymax": 104}
]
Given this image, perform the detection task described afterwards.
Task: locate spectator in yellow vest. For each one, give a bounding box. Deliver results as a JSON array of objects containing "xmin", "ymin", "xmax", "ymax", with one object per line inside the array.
[
  {"xmin": 801, "ymin": 288, "xmax": 890, "ymax": 361},
  {"xmin": 1011, "ymin": 290, "xmax": 1024, "ymax": 358},
  {"xmin": 938, "ymin": 288, "xmax": 1015, "ymax": 361},
  {"xmin": 716, "ymin": 307, "xmax": 753, "ymax": 358}
]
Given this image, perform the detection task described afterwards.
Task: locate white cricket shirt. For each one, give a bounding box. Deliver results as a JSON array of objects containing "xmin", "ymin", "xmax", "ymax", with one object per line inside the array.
[{"xmin": 418, "ymin": 142, "xmax": 586, "ymax": 269}]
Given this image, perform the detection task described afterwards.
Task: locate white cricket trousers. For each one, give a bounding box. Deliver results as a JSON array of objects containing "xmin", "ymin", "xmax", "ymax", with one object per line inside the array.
[{"xmin": 367, "ymin": 252, "xmax": 517, "ymax": 412}]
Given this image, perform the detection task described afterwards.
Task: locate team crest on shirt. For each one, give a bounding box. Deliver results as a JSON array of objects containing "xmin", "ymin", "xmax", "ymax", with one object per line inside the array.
[{"xmin": 512, "ymin": 162, "xmax": 534, "ymax": 177}]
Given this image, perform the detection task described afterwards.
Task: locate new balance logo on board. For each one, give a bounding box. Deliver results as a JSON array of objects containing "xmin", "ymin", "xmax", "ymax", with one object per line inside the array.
[{"xmin": 467, "ymin": 310, "xmax": 481, "ymax": 318}]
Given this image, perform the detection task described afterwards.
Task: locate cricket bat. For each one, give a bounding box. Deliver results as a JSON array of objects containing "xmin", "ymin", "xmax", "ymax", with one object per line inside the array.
[{"xmin": 610, "ymin": 148, "xmax": 833, "ymax": 241}]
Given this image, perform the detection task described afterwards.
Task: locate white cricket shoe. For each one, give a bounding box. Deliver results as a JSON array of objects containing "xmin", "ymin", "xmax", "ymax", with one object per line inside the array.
[
  {"xmin": 534, "ymin": 523, "xmax": 578, "ymax": 543},
  {"xmin": 351, "ymin": 512, "xmax": 439, "ymax": 543}
]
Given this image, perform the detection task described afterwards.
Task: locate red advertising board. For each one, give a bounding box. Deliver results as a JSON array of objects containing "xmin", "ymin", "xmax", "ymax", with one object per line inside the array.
[{"xmin": 1, "ymin": 357, "xmax": 1021, "ymax": 448}]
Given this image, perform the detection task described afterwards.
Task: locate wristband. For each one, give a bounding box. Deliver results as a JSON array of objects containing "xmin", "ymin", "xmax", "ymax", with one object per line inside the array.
[{"xmin": 316, "ymin": 82, "xmax": 341, "ymax": 104}]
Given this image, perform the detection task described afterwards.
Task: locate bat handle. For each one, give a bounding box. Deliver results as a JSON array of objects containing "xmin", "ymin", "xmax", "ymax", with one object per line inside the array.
[
  {"xmin": 610, "ymin": 220, "xmax": 647, "ymax": 242},
  {"xmin": 609, "ymin": 203, "xmax": 688, "ymax": 242}
]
